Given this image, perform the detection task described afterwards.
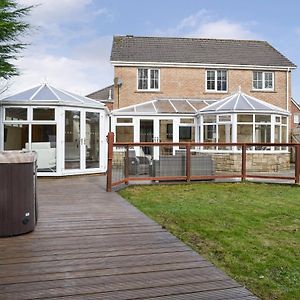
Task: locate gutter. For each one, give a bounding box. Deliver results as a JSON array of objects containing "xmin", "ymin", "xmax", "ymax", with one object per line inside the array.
[{"xmin": 287, "ymin": 67, "xmax": 290, "ymax": 111}]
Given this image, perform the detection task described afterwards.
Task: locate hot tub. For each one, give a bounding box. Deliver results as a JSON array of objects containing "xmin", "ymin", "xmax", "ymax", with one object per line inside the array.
[{"xmin": 0, "ymin": 151, "xmax": 38, "ymax": 237}]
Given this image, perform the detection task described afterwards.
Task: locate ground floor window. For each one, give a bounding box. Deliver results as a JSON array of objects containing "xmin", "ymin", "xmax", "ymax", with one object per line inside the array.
[
  {"xmin": 201, "ymin": 113, "xmax": 288, "ymax": 151},
  {"xmin": 116, "ymin": 126, "xmax": 134, "ymax": 142},
  {"xmin": 4, "ymin": 124, "xmax": 29, "ymax": 150}
]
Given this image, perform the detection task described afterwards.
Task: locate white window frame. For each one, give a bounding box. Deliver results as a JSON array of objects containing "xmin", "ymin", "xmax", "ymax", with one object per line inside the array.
[
  {"xmin": 137, "ymin": 68, "xmax": 160, "ymax": 91},
  {"xmin": 205, "ymin": 70, "xmax": 228, "ymax": 93},
  {"xmin": 252, "ymin": 71, "xmax": 274, "ymax": 91}
]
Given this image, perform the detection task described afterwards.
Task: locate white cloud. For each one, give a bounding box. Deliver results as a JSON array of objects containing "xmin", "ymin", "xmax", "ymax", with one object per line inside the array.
[
  {"xmin": 19, "ymin": 0, "xmax": 93, "ymax": 24},
  {"xmin": 3, "ymin": 1, "xmax": 114, "ymax": 96},
  {"xmin": 6, "ymin": 36, "xmax": 113, "ymax": 96},
  {"xmin": 189, "ymin": 19, "xmax": 258, "ymax": 39},
  {"xmin": 157, "ymin": 10, "xmax": 259, "ymax": 40}
]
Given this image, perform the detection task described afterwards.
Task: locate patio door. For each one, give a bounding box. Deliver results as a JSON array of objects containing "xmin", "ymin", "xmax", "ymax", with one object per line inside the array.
[
  {"xmin": 64, "ymin": 109, "xmax": 101, "ymax": 174},
  {"xmin": 64, "ymin": 110, "xmax": 82, "ymax": 171},
  {"xmin": 139, "ymin": 118, "xmax": 174, "ymax": 160}
]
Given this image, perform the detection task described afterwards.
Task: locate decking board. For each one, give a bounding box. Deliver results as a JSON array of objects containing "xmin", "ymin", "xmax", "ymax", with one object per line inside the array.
[{"xmin": 0, "ymin": 175, "xmax": 258, "ymax": 299}]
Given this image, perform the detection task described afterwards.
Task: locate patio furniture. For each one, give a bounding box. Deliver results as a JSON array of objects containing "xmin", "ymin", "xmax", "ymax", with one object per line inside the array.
[
  {"xmin": 127, "ymin": 149, "xmax": 151, "ymax": 175},
  {"xmin": 151, "ymin": 153, "xmax": 215, "ymax": 178},
  {"xmin": 25, "ymin": 142, "xmax": 56, "ymax": 170}
]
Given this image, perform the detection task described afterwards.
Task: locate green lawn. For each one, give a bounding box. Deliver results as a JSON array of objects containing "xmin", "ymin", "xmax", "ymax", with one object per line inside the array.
[{"xmin": 119, "ymin": 182, "xmax": 300, "ymax": 300}]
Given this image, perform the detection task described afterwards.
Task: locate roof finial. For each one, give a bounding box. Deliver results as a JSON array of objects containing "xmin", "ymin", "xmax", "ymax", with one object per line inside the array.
[
  {"xmin": 238, "ymin": 85, "xmax": 241, "ymax": 93},
  {"xmin": 43, "ymin": 76, "xmax": 49, "ymax": 86}
]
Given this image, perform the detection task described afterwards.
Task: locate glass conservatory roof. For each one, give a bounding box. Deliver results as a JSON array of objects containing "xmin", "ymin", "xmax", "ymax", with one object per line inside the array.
[
  {"xmin": 113, "ymin": 99, "xmax": 217, "ymax": 115},
  {"xmin": 199, "ymin": 90, "xmax": 289, "ymax": 115},
  {"xmin": 0, "ymin": 84, "xmax": 106, "ymax": 109}
]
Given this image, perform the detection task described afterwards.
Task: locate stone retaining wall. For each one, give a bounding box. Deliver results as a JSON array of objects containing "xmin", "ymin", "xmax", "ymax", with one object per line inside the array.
[{"xmin": 212, "ymin": 152, "xmax": 290, "ymax": 172}]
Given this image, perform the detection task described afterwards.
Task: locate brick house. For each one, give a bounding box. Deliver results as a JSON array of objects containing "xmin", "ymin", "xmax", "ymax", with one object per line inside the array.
[
  {"xmin": 93, "ymin": 35, "xmax": 297, "ymax": 172},
  {"xmin": 109, "ymin": 35, "xmax": 295, "ymax": 111}
]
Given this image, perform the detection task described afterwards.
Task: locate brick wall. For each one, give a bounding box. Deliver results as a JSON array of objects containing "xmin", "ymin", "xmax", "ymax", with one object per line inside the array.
[
  {"xmin": 113, "ymin": 66, "xmax": 291, "ymax": 111},
  {"xmin": 290, "ymin": 100, "xmax": 300, "ymax": 130}
]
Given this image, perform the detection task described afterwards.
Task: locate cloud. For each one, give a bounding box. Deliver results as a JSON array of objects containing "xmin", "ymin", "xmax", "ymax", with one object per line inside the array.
[
  {"xmin": 7, "ymin": 36, "xmax": 113, "ymax": 96},
  {"xmin": 19, "ymin": 0, "xmax": 93, "ymax": 24},
  {"xmin": 157, "ymin": 10, "xmax": 259, "ymax": 40},
  {"xmin": 3, "ymin": 1, "xmax": 114, "ymax": 96},
  {"xmin": 189, "ymin": 20, "xmax": 258, "ymax": 39}
]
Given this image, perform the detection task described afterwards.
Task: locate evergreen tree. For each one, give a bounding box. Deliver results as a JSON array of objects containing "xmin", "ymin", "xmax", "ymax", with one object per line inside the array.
[{"xmin": 0, "ymin": 0, "xmax": 32, "ymax": 80}]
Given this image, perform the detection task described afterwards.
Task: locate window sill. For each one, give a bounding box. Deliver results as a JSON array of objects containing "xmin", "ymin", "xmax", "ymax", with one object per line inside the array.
[
  {"xmin": 204, "ymin": 91, "xmax": 228, "ymax": 94},
  {"xmin": 251, "ymin": 89, "xmax": 276, "ymax": 93},
  {"xmin": 135, "ymin": 90, "xmax": 162, "ymax": 93}
]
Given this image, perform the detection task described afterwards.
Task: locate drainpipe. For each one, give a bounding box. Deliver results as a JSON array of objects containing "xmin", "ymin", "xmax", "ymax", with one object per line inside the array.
[{"xmin": 287, "ymin": 67, "xmax": 290, "ymax": 111}]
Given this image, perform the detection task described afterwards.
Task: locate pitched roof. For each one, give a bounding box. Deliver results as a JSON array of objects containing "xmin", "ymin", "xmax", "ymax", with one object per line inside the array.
[
  {"xmin": 87, "ymin": 84, "xmax": 114, "ymax": 102},
  {"xmin": 199, "ymin": 90, "xmax": 289, "ymax": 115},
  {"xmin": 0, "ymin": 84, "xmax": 106, "ymax": 109},
  {"xmin": 112, "ymin": 99, "xmax": 217, "ymax": 115},
  {"xmin": 111, "ymin": 35, "xmax": 296, "ymax": 68}
]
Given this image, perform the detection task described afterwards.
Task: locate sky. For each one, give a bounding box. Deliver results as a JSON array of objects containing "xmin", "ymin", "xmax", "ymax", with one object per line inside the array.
[{"xmin": 5, "ymin": 0, "xmax": 300, "ymax": 101}]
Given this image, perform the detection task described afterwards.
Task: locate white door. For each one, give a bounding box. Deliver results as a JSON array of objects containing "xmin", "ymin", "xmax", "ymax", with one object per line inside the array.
[{"xmin": 63, "ymin": 109, "xmax": 102, "ymax": 174}]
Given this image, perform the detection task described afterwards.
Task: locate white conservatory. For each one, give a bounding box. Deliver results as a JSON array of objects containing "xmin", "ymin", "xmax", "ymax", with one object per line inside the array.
[
  {"xmin": 111, "ymin": 90, "xmax": 291, "ymax": 171},
  {"xmin": 0, "ymin": 84, "xmax": 109, "ymax": 176}
]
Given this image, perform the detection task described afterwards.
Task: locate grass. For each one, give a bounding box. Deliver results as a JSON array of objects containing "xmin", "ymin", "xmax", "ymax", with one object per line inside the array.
[{"xmin": 119, "ymin": 182, "xmax": 300, "ymax": 300}]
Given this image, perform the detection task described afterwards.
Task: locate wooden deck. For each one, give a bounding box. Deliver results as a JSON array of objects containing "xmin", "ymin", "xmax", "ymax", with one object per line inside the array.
[{"xmin": 0, "ymin": 175, "xmax": 258, "ymax": 299}]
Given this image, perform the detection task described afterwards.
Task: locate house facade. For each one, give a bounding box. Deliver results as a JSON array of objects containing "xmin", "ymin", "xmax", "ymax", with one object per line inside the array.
[{"xmin": 110, "ymin": 36, "xmax": 295, "ymax": 111}]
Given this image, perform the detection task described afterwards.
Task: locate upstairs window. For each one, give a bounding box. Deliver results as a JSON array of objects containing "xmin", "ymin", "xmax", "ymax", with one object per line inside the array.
[
  {"xmin": 253, "ymin": 71, "xmax": 274, "ymax": 90},
  {"xmin": 206, "ymin": 70, "xmax": 227, "ymax": 92},
  {"xmin": 137, "ymin": 68, "xmax": 160, "ymax": 91}
]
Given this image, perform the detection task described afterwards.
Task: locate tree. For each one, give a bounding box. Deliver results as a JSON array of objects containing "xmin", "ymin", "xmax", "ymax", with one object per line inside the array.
[{"xmin": 0, "ymin": 0, "xmax": 32, "ymax": 80}]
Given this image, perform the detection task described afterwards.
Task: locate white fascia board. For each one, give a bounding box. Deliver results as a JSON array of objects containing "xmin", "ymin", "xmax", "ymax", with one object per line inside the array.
[
  {"xmin": 291, "ymin": 98, "xmax": 300, "ymax": 111},
  {"xmin": 110, "ymin": 61, "xmax": 296, "ymax": 71},
  {"xmin": 197, "ymin": 110, "xmax": 290, "ymax": 116},
  {"xmin": 111, "ymin": 112, "xmax": 196, "ymax": 117}
]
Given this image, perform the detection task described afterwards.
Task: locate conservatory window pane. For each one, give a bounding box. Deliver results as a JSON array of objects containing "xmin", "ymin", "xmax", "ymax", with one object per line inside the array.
[
  {"xmin": 255, "ymin": 115, "xmax": 271, "ymax": 123},
  {"xmin": 32, "ymin": 125, "xmax": 57, "ymax": 172},
  {"xmin": 5, "ymin": 108, "xmax": 27, "ymax": 121},
  {"xmin": 33, "ymin": 108, "xmax": 55, "ymax": 120},
  {"xmin": 203, "ymin": 115, "xmax": 216, "ymax": 123},
  {"xmin": 4, "ymin": 124, "xmax": 29, "ymax": 150},
  {"xmin": 218, "ymin": 124, "xmax": 232, "ymax": 143},
  {"xmin": 282, "ymin": 117, "xmax": 287, "ymax": 124},
  {"xmin": 179, "ymin": 126, "xmax": 195, "ymax": 142},
  {"xmin": 204, "ymin": 125, "xmax": 216, "ymax": 142},
  {"xmin": 282, "ymin": 126, "xmax": 287, "ymax": 143},
  {"xmin": 237, "ymin": 114, "xmax": 253, "ymax": 122},
  {"xmin": 117, "ymin": 118, "xmax": 133, "ymax": 123},
  {"xmin": 218, "ymin": 115, "xmax": 231, "ymax": 122},
  {"xmin": 116, "ymin": 126, "xmax": 133, "ymax": 142},
  {"xmin": 237, "ymin": 124, "xmax": 253, "ymax": 143},
  {"xmin": 275, "ymin": 125, "xmax": 280, "ymax": 143},
  {"xmin": 180, "ymin": 118, "xmax": 194, "ymax": 124},
  {"xmin": 255, "ymin": 125, "xmax": 271, "ymax": 143}
]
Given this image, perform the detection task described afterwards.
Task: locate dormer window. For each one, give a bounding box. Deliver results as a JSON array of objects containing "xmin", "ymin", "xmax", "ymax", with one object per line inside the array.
[
  {"xmin": 253, "ymin": 71, "xmax": 274, "ymax": 91},
  {"xmin": 206, "ymin": 70, "xmax": 227, "ymax": 92},
  {"xmin": 137, "ymin": 68, "xmax": 160, "ymax": 91}
]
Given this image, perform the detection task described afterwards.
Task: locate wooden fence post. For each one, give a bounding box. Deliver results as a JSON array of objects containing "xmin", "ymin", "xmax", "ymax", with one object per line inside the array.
[
  {"xmin": 106, "ymin": 132, "xmax": 114, "ymax": 192},
  {"xmin": 295, "ymin": 144, "xmax": 300, "ymax": 184},
  {"xmin": 241, "ymin": 144, "xmax": 247, "ymax": 181},
  {"xmin": 125, "ymin": 145, "xmax": 129, "ymax": 184},
  {"xmin": 186, "ymin": 143, "xmax": 191, "ymax": 182}
]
